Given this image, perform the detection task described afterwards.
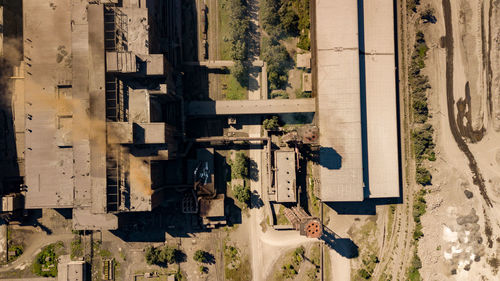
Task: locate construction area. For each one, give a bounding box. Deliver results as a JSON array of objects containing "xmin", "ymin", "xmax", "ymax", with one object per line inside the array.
[{"xmin": 0, "ymin": 0, "xmax": 410, "ymax": 280}]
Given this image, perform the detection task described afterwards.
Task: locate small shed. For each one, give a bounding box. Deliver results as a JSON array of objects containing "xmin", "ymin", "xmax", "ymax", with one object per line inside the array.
[{"xmin": 296, "ymin": 53, "xmax": 311, "ymax": 69}]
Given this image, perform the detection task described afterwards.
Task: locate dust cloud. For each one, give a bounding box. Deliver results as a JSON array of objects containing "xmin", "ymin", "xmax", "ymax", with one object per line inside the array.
[
  {"xmin": 0, "ymin": 38, "xmax": 22, "ymax": 104},
  {"xmin": 129, "ymin": 155, "xmax": 153, "ymax": 196}
]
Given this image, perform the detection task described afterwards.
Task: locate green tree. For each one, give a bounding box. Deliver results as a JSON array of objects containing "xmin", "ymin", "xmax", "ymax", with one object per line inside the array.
[
  {"xmin": 231, "ymin": 152, "xmax": 249, "ymax": 179},
  {"xmin": 159, "ymin": 246, "xmax": 176, "ymax": 264},
  {"xmin": 145, "ymin": 246, "xmax": 159, "ymax": 265},
  {"xmin": 193, "ymin": 250, "xmax": 208, "ymax": 263},
  {"xmin": 233, "ymin": 184, "xmax": 251, "ymax": 204},
  {"xmin": 416, "ymin": 166, "xmax": 432, "ymax": 186},
  {"xmin": 231, "ymin": 60, "xmax": 248, "ymax": 86},
  {"xmin": 263, "ymin": 116, "xmax": 279, "ymax": 130}
]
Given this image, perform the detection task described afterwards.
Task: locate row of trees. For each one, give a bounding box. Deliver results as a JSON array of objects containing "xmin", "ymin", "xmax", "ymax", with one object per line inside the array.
[
  {"xmin": 229, "ymin": 152, "xmax": 251, "ymax": 206},
  {"xmin": 224, "ymin": 0, "xmax": 251, "ymax": 84},
  {"xmin": 406, "ymin": 3, "xmax": 436, "ymax": 280},
  {"xmin": 409, "ymin": 30, "xmax": 434, "ymax": 186},
  {"xmin": 262, "ymin": 37, "xmax": 292, "ymax": 91},
  {"xmin": 261, "ymin": 0, "xmax": 311, "ymax": 92}
]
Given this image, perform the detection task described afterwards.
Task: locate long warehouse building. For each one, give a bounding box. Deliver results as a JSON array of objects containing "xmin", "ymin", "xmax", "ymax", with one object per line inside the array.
[
  {"xmin": 362, "ymin": 0, "xmax": 400, "ymax": 198},
  {"xmin": 315, "ymin": 0, "xmax": 364, "ymax": 202},
  {"xmin": 315, "ymin": 0, "xmax": 399, "ymax": 201}
]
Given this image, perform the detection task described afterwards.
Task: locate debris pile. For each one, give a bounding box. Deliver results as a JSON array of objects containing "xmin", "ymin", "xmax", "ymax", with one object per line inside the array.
[{"xmin": 442, "ymin": 208, "xmax": 485, "ymax": 273}]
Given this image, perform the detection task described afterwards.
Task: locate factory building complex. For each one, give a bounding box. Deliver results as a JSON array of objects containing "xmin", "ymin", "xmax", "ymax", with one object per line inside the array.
[{"xmin": 2, "ymin": 0, "xmax": 401, "ymax": 233}]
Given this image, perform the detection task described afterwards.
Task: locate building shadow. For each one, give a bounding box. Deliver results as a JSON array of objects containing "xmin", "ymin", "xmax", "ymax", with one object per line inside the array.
[
  {"xmin": 321, "ymin": 226, "xmax": 359, "ymax": 259},
  {"xmin": 326, "ymin": 196, "xmax": 401, "ymax": 215},
  {"xmin": 319, "ymin": 147, "xmax": 342, "ymax": 170}
]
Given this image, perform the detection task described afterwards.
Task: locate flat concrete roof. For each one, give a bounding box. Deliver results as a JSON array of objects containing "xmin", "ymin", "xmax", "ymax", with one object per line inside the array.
[
  {"xmin": 362, "ymin": 0, "xmax": 395, "ymax": 54},
  {"xmin": 129, "ymin": 154, "xmax": 153, "ymax": 212},
  {"xmin": 137, "ymin": 123, "xmax": 166, "ymax": 144},
  {"xmin": 275, "ymin": 151, "xmax": 296, "ymax": 203},
  {"xmin": 129, "ymin": 89, "xmax": 150, "ymax": 122},
  {"xmin": 316, "ymin": 0, "xmax": 364, "ymax": 202},
  {"xmin": 363, "ymin": 0, "xmax": 400, "ymax": 198},
  {"xmin": 57, "ymin": 255, "xmax": 85, "ymax": 281},
  {"xmin": 107, "ymin": 122, "xmax": 133, "ymax": 144},
  {"xmin": 187, "ymin": 98, "xmax": 316, "ymax": 115},
  {"xmin": 23, "ymin": 0, "xmax": 75, "ymax": 208},
  {"xmin": 297, "ymin": 53, "xmax": 311, "ymax": 69},
  {"xmin": 88, "ymin": 4, "xmax": 107, "ymax": 214},
  {"xmin": 72, "ymin": 209, "xmax": 118, "ymax": 230}
]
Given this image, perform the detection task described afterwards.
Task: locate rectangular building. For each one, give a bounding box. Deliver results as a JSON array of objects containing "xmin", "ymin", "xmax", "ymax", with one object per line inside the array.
[
  {"xmin": 315, "ymin": 0, "xmax": 364, "ymax": 201},
  {"xmin": 363, "ymin": 0, "xmax": 400, "ymax": 198}
]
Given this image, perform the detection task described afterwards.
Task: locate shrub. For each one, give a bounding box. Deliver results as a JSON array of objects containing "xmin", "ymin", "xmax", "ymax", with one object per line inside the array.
[
  {"xmin": 9, "ymin": 245, "xmax": 23, "ymax": 259},
  {"xmin": 199, "ymin": 265, "xmax": 208, "ymax": 274},
  {"xmin": 70, "ymin": 237, "xmax": 82, "ymax": 259},
  {"xmin": 407, "ymin": 251, "xmax": 423, "ymax": 281},
  {"xmin": 421, "ymin": 8, "xmax": 437, "ymax": 24},
  {"xmin": 416, "ymin": 166, "xmax": 432, "ymax": 186},
  {"xmin": 412, "ymin": 190, "xmax": 427, "ymax": 222},
  {"xmin": 193, "ymin": 250, "xmax": 208, "ymax": 263},
  {"xmin": 297, "ymin": 32, "xmax": 310, "ymax": 50},
  {"xmin": 358, "ymin": 268, "xmax": 372, "ymax": 279},
  {"xmin": 233, "ymin": 184, "xmax": 251, "ymax": 205},
  {"xmin": 411, "ymin": 124, "xmax": 434, "ymax": 160},
  {"xmin": 296, "ymin": 90, "xmax": 311, "ymax": 98},
  {"xmin": 407, "ymin": 0, "xmax": 421, "ymax": 13},
  {"xmin": 263, "ymin": 116, "xmax": 279, "ymax": 130},
  {"xmin": 282, "ymin": 264, "xmax": 297, "ymax": 278},
  {"xmin": 293, "ymin": 246, "xmax": 305, "ymax": 264},
  {"xmin": 270, "ymin": 90, "xmax": 289, "ymax": 99}
]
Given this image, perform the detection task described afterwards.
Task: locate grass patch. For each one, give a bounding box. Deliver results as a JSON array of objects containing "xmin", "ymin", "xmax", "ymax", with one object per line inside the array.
[
  {"xmin": 221, "ymin": 74, "xmax": 247, "ymax": 100},
  {"xmin": 8, "ymin": 245, "xmax": 23, "ymax": 262},
  {"xmin": 386, "ymin": 205, "xmax": 396, "ymax": 241},
  {"xmin": 276, "ymin": 205, "xmax": 290, "ymax": 225},
  {"xmin": 33, "ymin": 242, "xmax": 64, "ymax": 277},
  {"xmin": 218, "ymin": 0, "xmax": 235, "ymax": 60},
  {"xmin": 224, "ymin": 243, "xmax": 251, "ymax": 281},
  {"xmin": 272, "ymin": 247, "xmax": 306, "ymax": 281},
  {"xmin": 307, "ymin": 164, "xmax": 320, "ymax": 218}
]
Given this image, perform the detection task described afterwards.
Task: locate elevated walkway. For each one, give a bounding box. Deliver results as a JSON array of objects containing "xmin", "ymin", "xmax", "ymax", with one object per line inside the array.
[
  {"xmin": 187, "ymin": 98, "xmax": 316, "ymax": 116},
  {"xmin": 183, "ymin": 60, "xmax": 264, "ymax": 69}
]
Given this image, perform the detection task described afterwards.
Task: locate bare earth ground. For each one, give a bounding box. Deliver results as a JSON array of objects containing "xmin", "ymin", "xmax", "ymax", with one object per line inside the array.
[{"xmin": 416, "ymin": 0, "xmax": 500, "ymax": 280}]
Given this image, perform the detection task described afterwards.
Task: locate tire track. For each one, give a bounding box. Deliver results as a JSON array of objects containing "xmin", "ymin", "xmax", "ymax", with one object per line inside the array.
[
  {"xmin": 442, "ymin": 0, "xmax": 495, "ymax": 250},
  {"xmin": 442, "ymin": 0, "xmax": 492, "ymax": 208}
]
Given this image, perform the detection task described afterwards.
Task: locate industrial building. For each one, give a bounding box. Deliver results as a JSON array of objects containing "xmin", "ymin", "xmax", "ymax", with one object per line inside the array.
[
  {"xmin": 17, "ymin": 0, "xmax": 182, "ymax": 230},
  {"xmin": 315, "ymin": 0, "xmax": 364, "ymax": 202},
  {"xmin": 315, "ymin": 0, "xmax": 400, "ymax": 201},
  {"xmin": 362, "ymin": 0, "xmax": 400, "ymax": 198}
]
